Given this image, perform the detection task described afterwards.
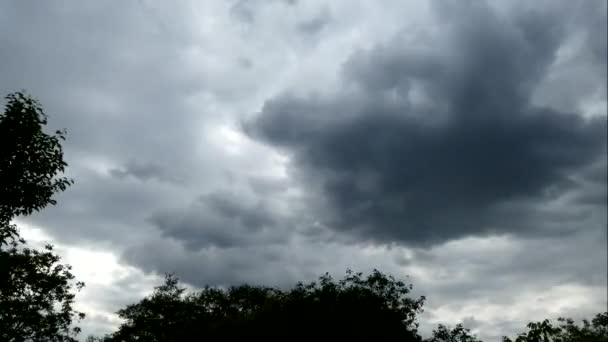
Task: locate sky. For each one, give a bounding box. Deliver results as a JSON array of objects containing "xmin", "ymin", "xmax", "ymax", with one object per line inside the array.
[{"xmin": 1, "ymin": 0, "xmax": 606, "ymax": 340}]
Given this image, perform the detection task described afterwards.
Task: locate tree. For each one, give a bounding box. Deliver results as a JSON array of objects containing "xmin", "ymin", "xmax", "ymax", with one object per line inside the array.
[
  {"xmin": 0, "ymin": 91, "xmax": 72, "ymax": 225},
  {"xmin": 427, "ymin": 323, "xmax": 482, "ymax": 342},
  {"xmin": 0, "ymin": 91, "xmax": 84, "ymax": 341},
  {"xmin": 102, "ymin": 269, "xmax": 426, "ymax": 341},
  {"xmin": 555, "ymin": 312, "xmax": 608, "ymax": 342},
  {"xmin": 503, "ymin": 312, "xmax": 608, "ymax": 342},
  {"xmin": 0, "ymin": 236, "xmax": 85, "ymax": 341}
]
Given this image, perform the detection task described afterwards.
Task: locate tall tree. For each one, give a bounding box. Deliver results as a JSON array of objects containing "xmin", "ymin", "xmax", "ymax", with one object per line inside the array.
[{"xmin": 0, "ymin": 92, "xmax": 84, "ymax": 341}]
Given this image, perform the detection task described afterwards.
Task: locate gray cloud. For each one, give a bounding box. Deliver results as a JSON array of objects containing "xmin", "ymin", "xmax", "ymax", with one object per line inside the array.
[
  {"xmin": 247, "ymin": 175, "xmax": 290, "ymax": 196},
  {"xmin": 297, "ymin": 7, "xmax": 331, "ymax": 35},
  {"xmin": 0, "ymin": 0, "xmax": 269, "ymax": 246},
  {"xmin": 246, "ymin": 0, "xmax": 607, "ymax": 246},
  {"xmin": 410, "ymin": 228, "xmax": 607, "ymax": 341},
  {"xmin": 122, "ymin": 237, "xmax": 300, "ymax": 287},
  {"xmin": 149, "ymin": 191, "xmax": 285, "ymax": 250},
  {"xmin": 109, "ymin": 160, "xmax": 182, "ymax": 184},
  {"xmin": 0, "ymin": 1, "xmax": 214, "ymax": 179},
  {"xmin": 229, "ymin": 0, "xmax": 298, "ymax": 23}
]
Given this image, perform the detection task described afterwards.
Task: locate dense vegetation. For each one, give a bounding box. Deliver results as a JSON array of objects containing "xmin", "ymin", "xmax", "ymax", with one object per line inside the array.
[{"xmin": 1, "ymin": 92, "xmax": 606, "ymax": 342}]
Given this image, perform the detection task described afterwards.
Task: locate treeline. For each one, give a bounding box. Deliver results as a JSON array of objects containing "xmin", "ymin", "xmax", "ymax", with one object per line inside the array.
[
  {"xmin": 86, "ymin": 271, "xmax": 607, "ymax": 342},
  {"xmin": 1, "ymin": 92, "xmax": 606, "ymax": 342}
]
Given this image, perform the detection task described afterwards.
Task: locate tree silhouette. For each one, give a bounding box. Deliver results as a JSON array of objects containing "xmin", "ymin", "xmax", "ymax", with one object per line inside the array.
[
  {"xmin": 427, "ymin": 323, "xmax": 482, "ymax": 342},
  {"xmin": 0, "ymin": 92, "xmax": 72, "ymax": 224},
  {"xmin": 503, "ymin": 312, "xmax": 608, "ymax": 342},
  {"xmin": 0, "ymin": 92, "xmax": 84, "ymax": 341},
  {"xmin": 101, "ymin": 269, "xmax": 426, "ymax": 341},
  {"xmin": 96, "ymin": 267, "xmax": 607, "ymax": 342}
]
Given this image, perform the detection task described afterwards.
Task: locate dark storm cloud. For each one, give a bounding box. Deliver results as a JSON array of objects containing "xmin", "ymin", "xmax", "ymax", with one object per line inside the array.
[{"xmin": 246, "ymin": 1, "xmax": 607, "ymax": 246}]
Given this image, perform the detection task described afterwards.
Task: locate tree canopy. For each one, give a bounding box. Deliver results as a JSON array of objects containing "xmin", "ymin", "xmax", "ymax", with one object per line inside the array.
[
  {"xmin": 428, "ymin": 323, "xmax": 483, "ymax": 342},
  {"xmin": 91, "ymin": 270, "xmax": 607, "ymax": 342},
  {"xmin": 0, "ymin": 91, "xmax": 72, "ymax": 225},
  {"xmin": 504, "ymin": 312, "xmax": 608, "ymax": 342},
  {"xmin": 0, "ymin": 92, "xmax": 84, "ymax": 342},
  {"xmin": 102, "ymin": 270, "xmax": 426, "ymax": 341}
]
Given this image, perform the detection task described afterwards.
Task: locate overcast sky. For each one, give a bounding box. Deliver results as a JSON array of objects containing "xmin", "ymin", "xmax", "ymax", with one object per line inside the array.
[{"xmin": 1, "ymin": 0, "xmax": 606, "ymax": 340}]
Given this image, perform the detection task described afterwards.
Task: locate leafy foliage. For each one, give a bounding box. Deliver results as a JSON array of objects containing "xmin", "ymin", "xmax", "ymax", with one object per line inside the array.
[
  {"xmin": 0, "ymin": 92, "xmax": 84, "ymax": 341},
  {"xmin": 427, "ymin": 323, "xmax": 482, "ymax": 342},
  {"xmin": 0, "ymin": 91, "xmax": 72, "ymax": 224},
  {"xmin": 0, "ymin": 229, "xmax": 85, "ymax": 341},
  {"xmin": 503, "ymin": 312, "xmax": 608, "ymax": 342},
  {"xmin": 102, "ymin": 270, "xmax": 426, "ymax": 341},
  {"xmin": 97, "ymin": 267, "xmax": 605, "ymax": 342}
]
